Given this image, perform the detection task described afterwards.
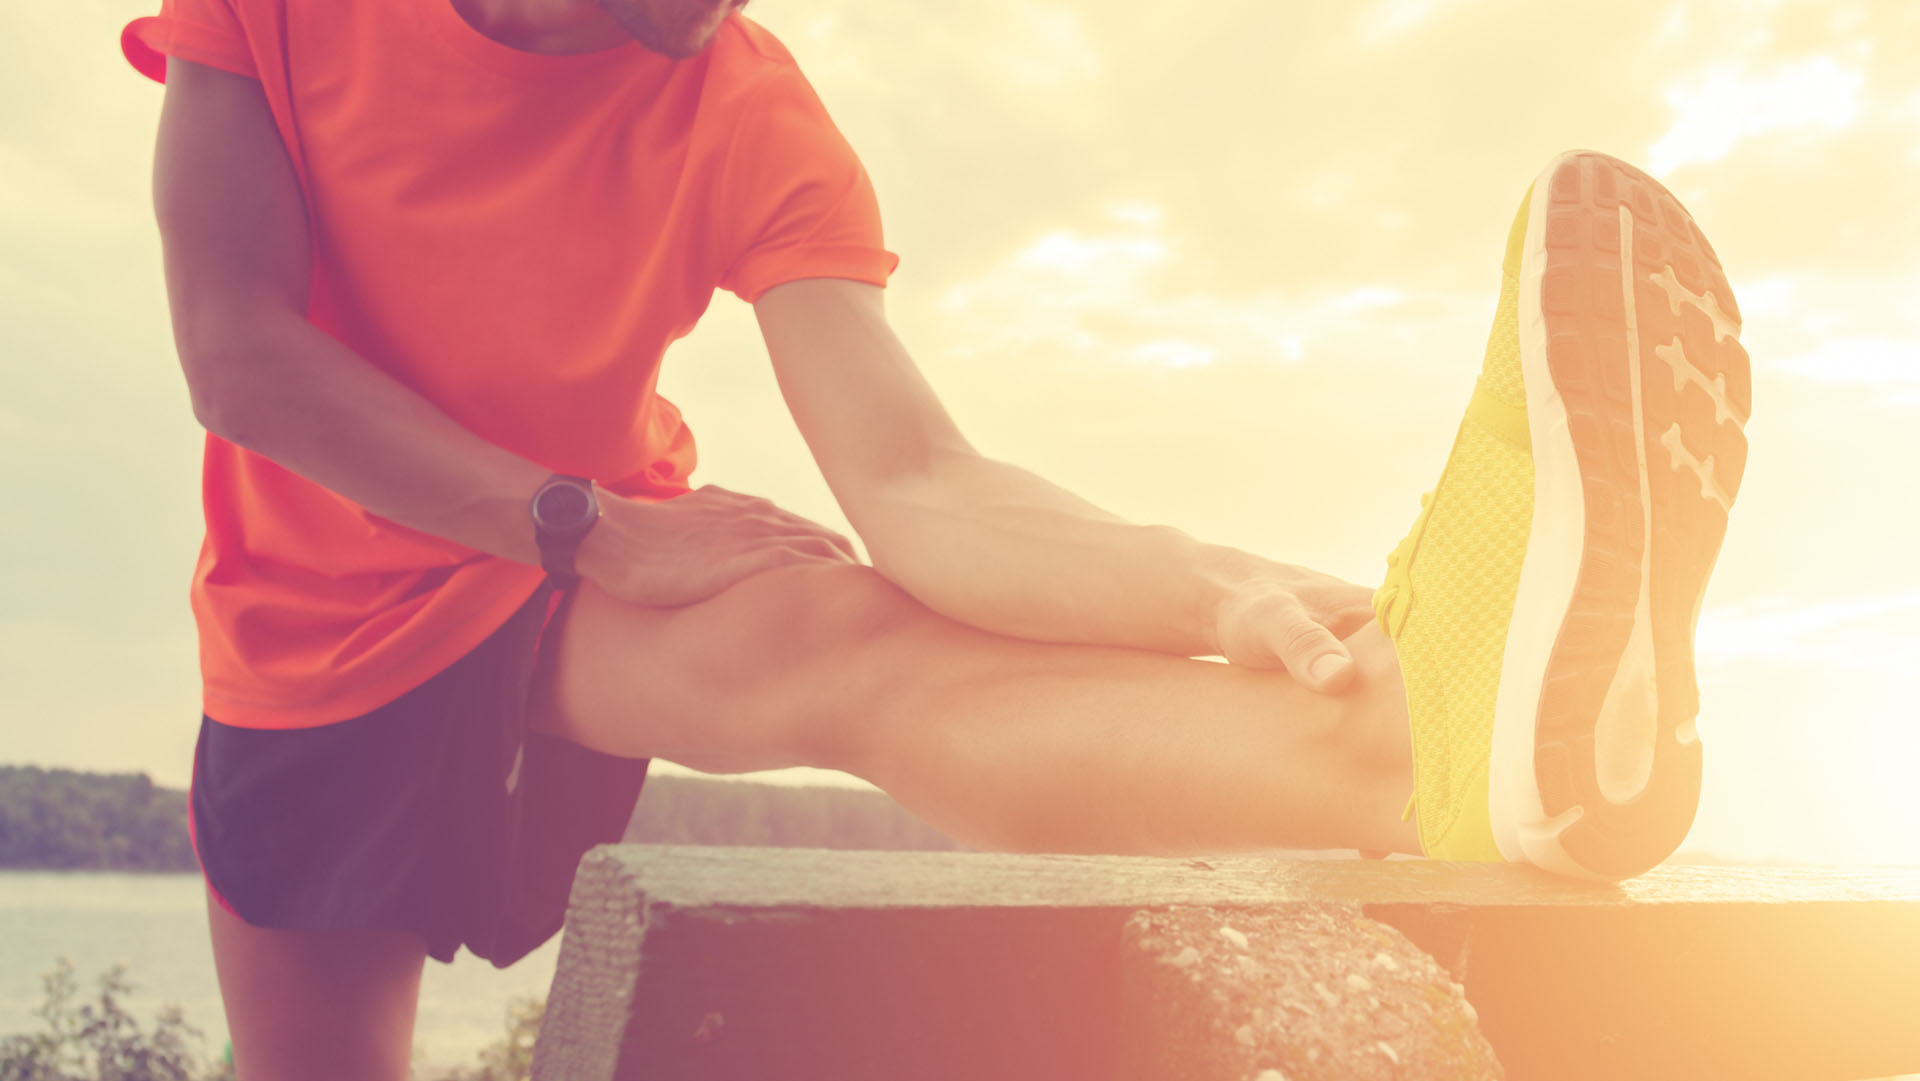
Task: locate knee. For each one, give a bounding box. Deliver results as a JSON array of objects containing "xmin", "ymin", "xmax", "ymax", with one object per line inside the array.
[
  {"xmin": 719, "ymin": 562, "xmax": 929, "ymax": 663},
  {"xmin": 670, "ymin": 562, "xmax": 938, "ymax": 764}
]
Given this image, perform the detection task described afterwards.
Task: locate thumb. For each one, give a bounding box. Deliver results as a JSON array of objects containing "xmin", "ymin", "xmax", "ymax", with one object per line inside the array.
[{"xmin": 1268, "ymin": 597, "xmax": 1355, "ymax": 693}]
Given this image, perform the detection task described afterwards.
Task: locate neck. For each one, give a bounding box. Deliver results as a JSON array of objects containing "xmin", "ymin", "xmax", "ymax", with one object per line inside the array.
[{"xmin": 451, "ymin": 0, "xmax": 629, "ymax": 53}]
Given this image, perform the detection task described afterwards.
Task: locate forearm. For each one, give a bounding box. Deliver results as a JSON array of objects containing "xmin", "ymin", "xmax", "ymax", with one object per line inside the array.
[
  {"xmin": 856, "ymin": 453, "xmax": 1247, "ymax": 656},
  {"xmin": 195, "ymin": 310, "xmax": 571, "ymax": 571}
]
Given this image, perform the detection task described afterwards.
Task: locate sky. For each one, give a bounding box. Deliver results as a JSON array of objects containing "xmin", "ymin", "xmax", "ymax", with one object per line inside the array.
[{"xmin": 3, "ymin": 0, "xmax": 1917, "ymax": 866}]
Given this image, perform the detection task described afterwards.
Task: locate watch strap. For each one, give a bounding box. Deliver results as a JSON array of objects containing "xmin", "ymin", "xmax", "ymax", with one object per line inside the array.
[{"xmin": 532, "ymin": 474, "xmax": 597, "ymax": 587}]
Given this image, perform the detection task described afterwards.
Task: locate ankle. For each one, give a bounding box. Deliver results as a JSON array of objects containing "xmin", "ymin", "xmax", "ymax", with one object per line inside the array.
[
  {"xmin": 1344, "ymin": 624, "xmax": 1413, "ymax": 773},
  {"xmin": 1343, "ymin": 625, "xmax": 1422, "ymax": 854}
]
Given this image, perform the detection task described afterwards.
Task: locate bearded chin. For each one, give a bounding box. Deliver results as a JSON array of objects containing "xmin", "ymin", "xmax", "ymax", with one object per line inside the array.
[{"xmin": 594, "ymin": 0, "xmax": 684, "ymax": 56}]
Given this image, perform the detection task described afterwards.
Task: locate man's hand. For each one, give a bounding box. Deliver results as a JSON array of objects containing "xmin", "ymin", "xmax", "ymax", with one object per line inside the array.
[
  {"xmin": 576, "ymin": 484, "xmax": 858, "ymax": 608},
  {"xmin": 1210, "ymin": 559, "xmax": 1378, "ymax": 693}
]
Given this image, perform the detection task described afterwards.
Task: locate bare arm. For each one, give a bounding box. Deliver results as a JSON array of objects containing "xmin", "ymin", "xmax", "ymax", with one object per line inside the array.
[
  {"xmin": 156, "ymin": 56, "xmax": 561, "ymax": 566},
  {"xmin": 154, "ymin": 57, "xmax": 852, "ymax": 603},
  {"xmin": 753, "ymin": 278, "xmax": 1375, "ymax": 689}
]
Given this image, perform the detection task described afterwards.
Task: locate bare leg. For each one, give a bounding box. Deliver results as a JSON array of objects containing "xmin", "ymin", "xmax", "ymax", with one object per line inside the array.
[
  {"xmin": 530, "ymin": 562, "xmax": 1419, "ymax": 857},
  {"xmin": 207, "ymin": 888, "xmax": 427, "ymax": 1081}
]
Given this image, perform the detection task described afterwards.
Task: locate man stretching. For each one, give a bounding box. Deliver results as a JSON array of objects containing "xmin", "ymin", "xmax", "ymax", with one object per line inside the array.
[{"xmin": 124, "ymin": 0, "xmax": 1748, "ymax": 1076}]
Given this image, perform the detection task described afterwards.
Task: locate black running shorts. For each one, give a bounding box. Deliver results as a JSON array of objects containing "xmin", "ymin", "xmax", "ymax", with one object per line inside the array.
[{"xmin": 187, "ymin": 577, "xmax": 650, "ymax": 966}]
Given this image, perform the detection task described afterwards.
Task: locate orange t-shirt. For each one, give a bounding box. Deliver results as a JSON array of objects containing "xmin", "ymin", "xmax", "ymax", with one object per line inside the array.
[{"xmin": 122, "ymin": 0, "xmax": 899, "ymax": 729}]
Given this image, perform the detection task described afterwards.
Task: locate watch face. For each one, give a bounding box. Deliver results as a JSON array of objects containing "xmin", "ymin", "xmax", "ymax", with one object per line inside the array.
[{"xmin": 534, "ymin": 483, "xmax": 593, "ymax": 531}]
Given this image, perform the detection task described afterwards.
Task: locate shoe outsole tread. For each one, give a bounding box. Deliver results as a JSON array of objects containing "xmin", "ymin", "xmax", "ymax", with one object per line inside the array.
[{"xmin": 1508, "ymin": 151, "xmax": 1748, "ymax": 879}]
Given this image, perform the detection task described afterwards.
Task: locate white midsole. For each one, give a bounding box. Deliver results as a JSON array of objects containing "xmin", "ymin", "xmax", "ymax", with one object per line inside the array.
[{"xmin": 1488, "ymin": 152, "xmax": 1604, "ymax": 875}]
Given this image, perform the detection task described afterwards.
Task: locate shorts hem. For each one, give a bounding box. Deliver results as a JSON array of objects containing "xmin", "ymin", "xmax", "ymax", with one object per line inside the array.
[{"xmin": 188, "ymin": 579, "xmax": 645, "ymax": 967}]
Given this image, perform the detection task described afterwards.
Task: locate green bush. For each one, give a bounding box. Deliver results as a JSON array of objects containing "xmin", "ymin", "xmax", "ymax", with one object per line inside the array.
[
  {"xmin": 0, "ymin": 959, "xmax": 217, "ymax": 1081},
  {"xmin": 431, "ymin": 996, "xmax": 542, "ymax": 1081},
  {"xmin": 0, "ymin": 959, "xmax": 543, "ymax": 1081}
]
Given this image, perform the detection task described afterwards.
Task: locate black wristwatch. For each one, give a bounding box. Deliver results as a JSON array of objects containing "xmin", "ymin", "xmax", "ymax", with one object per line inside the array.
[{"xmin": 529, "ymin": 474, "xmax": 600, "ymax": 588}]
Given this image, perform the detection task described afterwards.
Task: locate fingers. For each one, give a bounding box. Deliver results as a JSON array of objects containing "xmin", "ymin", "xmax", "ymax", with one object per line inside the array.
[
  {"xmin": 599, "ymin": 487, "xmax": 865, "ymax": 607},
  {"xmin": 825, "ymin": 531, "xmax": 860, "ymax": 562},
  {"xmin": 783, "ymin": 533, "xmax": 856, "ymax": 564},
  {"xmin": 733, "ymin": 544, "xmax": 825, "ymax": 580},
  {"xmin": 710, "ymin": 542, "xmax": 851, "ymax": 598},
  {"xmin": 790, "ymin": 522, "xmax": 858, "ymax": 562},
  {"xmin": 707, "ymin": 485, "xmax": 861, "ymax": 563},
  {"xmin": 797, "ymin": 520, "xmax": 857, "ymax": 562},
  {"xmin": 1218, "ymin": 587, "xmax": 1356, "ymax": 693},
  {"xmin": 1270, "ymin": 598, "xmax": 1356, "ymax": 693},
  {"xmin": 1325, "ymin": 601, "xmax": 1379, "ymax": 640},
  {"xmin": 1287, "ymin": 573, "xmax": 1377, "ymax": 642},
  {"xmin": 719, "ymin": 535, "xmax": 849, "ymax": 573}
]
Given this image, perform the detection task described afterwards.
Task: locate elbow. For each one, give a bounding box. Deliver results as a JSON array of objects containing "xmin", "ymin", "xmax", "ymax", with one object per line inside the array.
[
  {"xmin": 844, "ymin": 451, "xmax": 993, "ymax": 596},
  {"xmin": 843, "ymin": 473, "xmax": 941, "ymax": 584},
  {"xmin": 864, "ymin": 549, "xmax": 926, "ymax": 606},
  {"xmin": 186, "ymin": 373, "xmax": 229, "ymax": 437},
  {"xmin": 181, "ymin": 351, "xmax": 265, "ymax": 449},
  {"xmin": 855, "ymin": 524, "xmax": 917, "ymax": 593},
  {"xmin": 857, "ymin": 514, "xmax": 978, "ymax": 631},
  {"xmin": 849, "ymin": 517, "xmax": 939, "ymax": 614},
  {"xmin": 171, "ymin": 300, "xmax": 297, "ymax": 445},
  {"xmin": 183, "ymin": 359, "xmax": 239, "ymax": 441},
  {"xmin": 177, "ymin": 317, "xmax": 278, "ymax": 447}
]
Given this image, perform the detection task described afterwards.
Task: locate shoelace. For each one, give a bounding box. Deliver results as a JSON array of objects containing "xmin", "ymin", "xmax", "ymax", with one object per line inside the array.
[
  {"xmin": 1372, "ymin": 489, "xmax": 1435, "ymax": 638},
  {"xmin": 1374, "ymin": 492, "xmax": 1438, "ymax": 845},
  {"xmin": 1373, "ymin": 376, "xmax": 1529, "ymax": 640}
]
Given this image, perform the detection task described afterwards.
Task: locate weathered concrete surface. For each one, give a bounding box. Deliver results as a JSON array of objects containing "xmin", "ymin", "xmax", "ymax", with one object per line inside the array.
[
  {"xmin": 1120, "ymin": 905, "xmax": 1502, "ymax": 1081},
  {"xmin": 532, "ymin": 846, "xmax": 1920, "ymax": 1081},
  {"xmin": 529, "ymin": 850, "xmax": 646, "ymax": 1081}
]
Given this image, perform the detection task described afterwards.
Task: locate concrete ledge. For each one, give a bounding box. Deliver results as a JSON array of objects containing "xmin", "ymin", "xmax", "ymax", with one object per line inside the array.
[
  {"xmin": 1121, "ymin": 905, "xmax": 1501, "ymax": 1081},
  {"xmin": 532, "ymin": 845, "xmax": 1920, "ymax": 1081}
]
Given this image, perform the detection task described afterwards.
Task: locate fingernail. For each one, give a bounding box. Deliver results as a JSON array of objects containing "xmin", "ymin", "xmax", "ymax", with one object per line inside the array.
[{"xmin": 1310, "ymin": 653, "xmax": 1350, "ymax": 685}]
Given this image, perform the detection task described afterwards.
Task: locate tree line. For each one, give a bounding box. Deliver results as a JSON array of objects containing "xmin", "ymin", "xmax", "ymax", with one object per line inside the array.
[
  {"xmin": 0, "ymin": 764, "xmax": 961, "ymax": 871},
  {"xmin": 0, "ymin": 767, "xmax": 196, "ymax": 871}
]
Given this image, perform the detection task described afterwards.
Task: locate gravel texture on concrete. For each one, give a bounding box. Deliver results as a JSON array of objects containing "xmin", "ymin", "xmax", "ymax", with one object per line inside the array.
[{"xmin": 1119, "ymin": 903, "xmax": 1504, "ymax": 1081}]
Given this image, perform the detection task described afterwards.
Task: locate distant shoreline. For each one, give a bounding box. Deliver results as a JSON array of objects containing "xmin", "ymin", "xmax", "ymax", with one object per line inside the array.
[
  {"xmin": 9, "ymin": 764, "xmax": 1806, "ymax": 871},
  {"xmin": 0, "ymin": 867, "xmax": 199, "ymax": 874},
  {"xmin": 0, "ymin": 764, "xmax": 961, "ymax": 872},
  {"xmin": 0, "ymin": 766, "xmax": 197, "ymax": 872}
]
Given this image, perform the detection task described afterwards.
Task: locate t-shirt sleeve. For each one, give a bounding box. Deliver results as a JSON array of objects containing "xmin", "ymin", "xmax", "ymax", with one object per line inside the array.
[
  {"xmin": 122, "ymin": 0, "xmax": 259, "ymax": 84},
  {"xmin": 716, "ymin": 64, "xmax": 900, "ymax": 304}
]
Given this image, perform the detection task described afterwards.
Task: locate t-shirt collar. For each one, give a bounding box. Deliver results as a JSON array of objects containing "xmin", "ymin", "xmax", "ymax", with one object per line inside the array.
[{"xmin": 412, "ymin": 0, "xmax": 667, "ymax": 82}]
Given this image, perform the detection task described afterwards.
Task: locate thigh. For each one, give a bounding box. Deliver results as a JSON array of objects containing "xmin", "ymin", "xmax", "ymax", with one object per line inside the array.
[
  {"xmin": 526, "ymin": 561, "xmax": 936, "ymax": 772},
  {"xmin": 207, "ymin": 887, "xmax": 426, "ymax": 1081}
]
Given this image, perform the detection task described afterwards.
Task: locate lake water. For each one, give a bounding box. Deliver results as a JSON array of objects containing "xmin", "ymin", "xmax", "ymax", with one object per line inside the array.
[{"xmin": 0, "ymin": 871, "xmax": 559, "ymax": 1073}]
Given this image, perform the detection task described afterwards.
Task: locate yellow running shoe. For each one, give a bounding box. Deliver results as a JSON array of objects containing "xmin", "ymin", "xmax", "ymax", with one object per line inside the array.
[{"xmin": 1374, "ymin": 150, "xmax": 1750, "ymax": 880}]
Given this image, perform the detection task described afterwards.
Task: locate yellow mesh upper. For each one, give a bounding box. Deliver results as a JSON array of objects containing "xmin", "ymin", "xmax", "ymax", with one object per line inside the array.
[
  {"xmin": 1478, "ymin": 271, "xmax": 1527, "ymax": 407},
  {"xmin": 1393, "ymin": 418, "xmax": 1532, "ymax": 857},
  {"xmin": 1374, "ymin": 186, "xmax": 1536, "ymax": 861}
]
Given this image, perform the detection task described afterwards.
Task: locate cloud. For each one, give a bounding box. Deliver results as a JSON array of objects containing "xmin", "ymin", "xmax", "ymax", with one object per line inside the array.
[
  {"xmin": 1336, "ymin": 287, "xmax": 1406, "ymax": 312},
  {"xmin": 1014, "ymin": 226, "xmax": 1168, "ymax": 275},
  {"xmin": 1125, "ymin": 338, "xmax": 1216, "ymax": 368},
  {"xmin": 984, "ymin": 4, "xmax": 1100, "ymax": 91},
  {"xmin": 929, "ymin": 210, "xmax": 1479, "ymax": 373},
  {"xmin": 1105, "ymin": 201, "xmax": 1163, "ymax": 227},
  {"xmin": 1354, "ymin": 0, "xmax": 1453, "ymax": 45},
  {"xmin": 1698, "ymin": 593, "xmax": 1920, "ymax": 669},
  {"xmin": 1775, "ymin": 338, "xmax": 1920, "ymax": 396},
  {"xmin": 1731, "ymin": 267, "xmax": 1920, "ymax": 405},
  {"xmin": 1649, "ymin": 55, "xmax": 1866, "ymax": 175}
]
